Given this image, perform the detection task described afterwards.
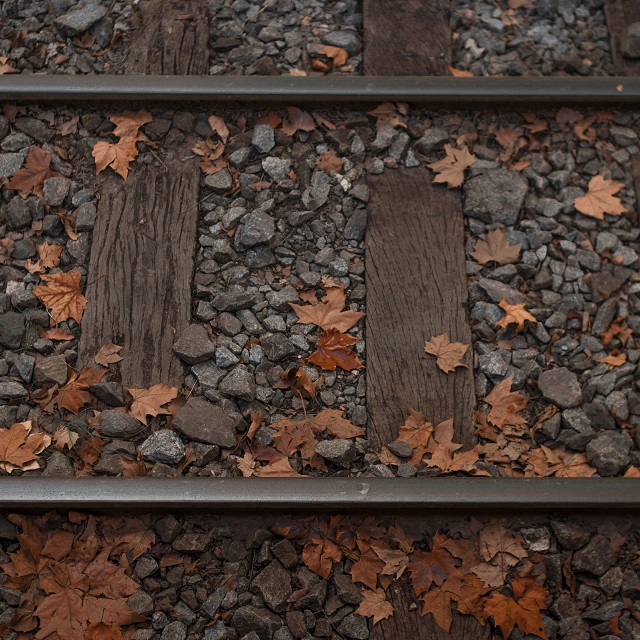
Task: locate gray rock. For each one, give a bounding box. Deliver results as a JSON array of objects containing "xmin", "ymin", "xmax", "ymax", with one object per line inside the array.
[
  {"xmin": 479, "ymin": 352, "xmax": 509, "ymax": 378},
  {"xmin": 344, "ymin": 209, "xmax": 367, "ymax": 241},
  {"xmin": 415, "ymin": 127, "xmax": 449, "ymax": 154},
  {"xmin": 140, "ymin": 430, "xmax": 185, "ymax": 464},
  {"xmin": 202, "ymin": 588, "xmax": 227, "ymax": 618},
  {"xmin": 237, "ymin": 211, "xmax": 276, "ymax": 247},
  {"xmin": 229, "ymin": 44, "xmax": 265, "ymax": 65},
  {"xmin": 43, "ymin": 451, "xmax": 74, "ymax": 476},
  {"xmin": 337, "ymin": 613, "xmax": 369, "ymax": 640},
  {"xmin": 478, "ymin": 278, "xmax": 525, "ymax": 304},
  {"xmin": 212, "ymin": 287, "xmax": 257, "ymax": 312},
  {"xmin": 251, "ymin": 560, "xmax": 292, "ymax": 613},
  {"xmin": 173, "ymin": 397, "xmax": 236, "ymax": 448},
  {"xmin": 334, "ymin": 572, "xmax": 363, "ymax": 604},
  {"xmin": 90, "ymin": 381, "xmax": 127, "ymax": 406},
  {"xmin": 287, "ymin": 210, "xmax": 316, "ymax": 227},
  {"xmin": 230, "ymin": 606, "xmax": 282, "ymax": 640},
  {"xmin": 0, "ymin": 153, "xmax": 25, "ymax": 179},
  {"xmin": 387, "ymin": 440, "xmax": 413, "ymax": 458},
  {"xmin": 11, "ymin": 238, "xmax": 36, "ymax": 260},
  {"xmin": 191, "ymin": 361, "xmax": 226, "ymax": 391},
  {"xmin": 12, "ymin": 353, "xmax": 33, "ymax": 383},
  {"xmin": 33, "ymin": 355, "xmax": 69, "ymax": 388},
  {"xmin": 463, "ymin": 169, "xmax": 528, "ymax": 225},
  {"xmin": 621, "ymin": 568, "xmax": 640, "ymax": 599},
  {"xmin": 127, "ymin": 590, "xmax": 154, "ymax": 617},
  {"xmin": 252, "ymin": 125, "xmax": 275, "ymax": 154},
  {"xmin": 216, "ymin": 346, "xmax": 239, "ymax": 368},
  {"xmin": 271, "ymin": 539, "xmax": 298, "ymax": 569},
  {"xmin": 172, "ymin": 324, "xmax": 216, "ymax": 364},
  {"xmin": 204, "ymin": 621, "xmax": 229, "ymax": 640},
  {"xmin": 321, "ymin": 30, "xmax": 360, "ymax": 53},
  {"xmin": 53, "ymin": 3, "xmax": 108, "ymax": 37},
  {"xmin": 160, "ymin": 621, "xmax": 187, "ymax": 640},
  {"xmin": 75, "ymin": 203, "xmax": 97, "ymax": 231},
  {"xmin": 538, "ymin": 368, "xmax": 582, "ymax": 409},
  {"xmin": 623, "ymin": 23, "xmax": 640, "ymax": 58},
  {"xmin": 592, "ymin": 297, "xmax": 618, "ymax": 335},
  {"xmin": 262, "ymin": 157, "xmax": 290, "ymax": 181},
  {"xmin": 260, "ymin": 333, "xmax": 297, "ymax": 361},
  {"xmin": 5, "ymin": 197, "xmax": 31, "ymax": 228},
  {"xmin": 0, "ymin": 380, "xmax": 28, "ymax": 400},
  {"xmin": 42, "ymin": 177, "xmax": 70, "ymax": 207},
  {"xmin": 0, "ymin": 312, "xmax": 25, "ymax": 349},
  {"xmin": 586, "ymin": 431, "xmax": 632, "ymax": 476},
  {"xmin": 0, "ymin": 406, "xmax": 18, "ymax": 428},
  {"xmin": 572, "ymin": 534, "xmax": 616, "ymax": 576},
  {"xmin": 302, "ymin": 184, "xmax": 330, "ymax": 211},
  {"xmin": 204, "ymin": 169, "xmax": 233, "ymax": 193},
  {"xmin": 297, "ymin": 579, "xmax": 327, "ymax": 611},
  {"xmin": 266, "ymin": 285, "xmax": 299, "ymax": 311},
  {"xmin": 316, "ymin": 439, "xmax": 356, "ymax": 467},
  {"xmin": 98, "ymin": 410, "xmax": 141, "ymax": 439},
  {"xmin": 219, "ymin": 365, "xmax": 256, "ymax": 400}
]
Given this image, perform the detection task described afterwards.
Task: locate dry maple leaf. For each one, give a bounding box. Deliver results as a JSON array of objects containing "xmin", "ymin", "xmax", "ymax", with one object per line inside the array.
[
  {"xmin": 84, "ymin": 621, "xmax": 124, "ymax": 640},
  {"xmin": 306, "ymin": 409, "xmax": 364, "ymax": 439},
  {"xmin": 282, "ymin": 107, "xmax": 317, "ymax": 136},
  {"xmin": 127, "ymin": 383, "xmax": 179, "ymax": 424},
  {"xmin": 6, "ymin": 146, "xmax": 61, "ymax": 198},
  {"xmin": 0, "ymin": 55, "xmax": 18, "ymax": 74},
  {"xmin": 409, "ymin": 535, "xmax": 457, "ymax": 595},
  {"xmin": 94, "ymin": 342, "xmax": 124, "ymax": 367},
  {"xmin": 448, "ymin": 66, "xmax": 474, "ymax": 77},
  {"xmin": 424, "ymin": 333, "xmax": 469, "ymax": 374},
  {"xmin": 318, "ymin": 45, "xmax": 349, "ymax": 68},
  {"xmin": 470, "ymin": 228, "xmax": 521, "ymax": 265},
  {"xmin": 208, "ymin": 115, "xmax": 230, "ymax": 143},
  {"xmin": 53, "ymin": 426, "xmax": 80, "ymax": 451},
  {"xmin": 316, "ymin": 150, "xmax": 345, "ymax": 174},
  {"xmin": 427, "ymin": 144, "xmax": 476, "ymax": 188},
  {"xmin": 395, "ymin": 407, "xmax": 433, "ymax": 465},
  {"xmin": 92, "ymin": 137, "xmax": 139, "ymax": 181},
  {"xmin": 302, "ymin": 537, "xmax": 341, "ymax": 579},
  {"xmin": 574, "ymin": 175, "xmax": 626, "ymax": 220},
  {"xmin": 350, "ymin": 541, "xmax": 386, "ymax": 590},
  {"xmin": 45, "ymin": 367, "xmax": 107, "ymax": 414},
  {"xmin": 274, "ymin": 366, "xmax": 316, "ymax": 399},
  {"xmin": 0, "ymin": 421, "xmax": 51, "ymax": 473},
  {"xmin": 290, "ymin": 281, "xmax": 364, "ymax": 332},
  {"xmin": 356, "ymin": 588, "xmax": 394, "ymax": 625},
  {"xmin": 108, "ymin": 110, "xmax": 152, "ymax": 139},
  {"xmin": 39, "ymin": 327, "xmax": 75, "ymax": 341},
  {"xmin": 484, "ymin": 377, "xmax": 528, "ymax": 430},
  {"xmin": 496, "ymin": 299, "xmax": 537, "ymax": 333},
  {"xmin": 33, "ymin": 269, "xmax": 87, "ymax": 325},
  {"xmin": 483, "ymin": 577, "xmax": 547, "ymax": 640},
  {"xmin": 26, "ymin": 242, "xmax": 63, "ymax": 274},
  {"xmin": 597, "ymin": 352, "xmax": 626, "ymax": 369},
  {"xmin": 308, "ymin": 328, "xmax": 363, "ymax": 371},
  {"xmin": 253, "ymin": 456, "xmax": 302, "ymax": 477}
]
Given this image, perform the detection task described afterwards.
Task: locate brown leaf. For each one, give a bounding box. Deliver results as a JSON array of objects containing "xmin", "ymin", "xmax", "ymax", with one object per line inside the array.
[
  {"xmin": 597, "ymin": 352, "xmax": 626, "ymax": 369},
  {"xmin": 33, "ymin": 269, "xmax": 87, "ymax": 324},
  {"xmin": 46, "ymin": 367, "xmax": 107, "ymax": 414},
  {"xmin": 496, "ymin": 299, "xmax": 537, "ymax": 333},
  {"xmin": 127, "ymin": 383, "xmax": 179, "ymax": 424},
  {"xmin": 290, "ymin": 281, "xmax": 364, "ymax": 332},
  {"xmin": 302, "ymin": 537, "xmax": 341, "ymax": 579},
  {"xmin": 350, "ymin": 541, "xmax": 386, "ymax": 590},
  {"xmin": 448, "ymin": 66, "xmax": 474, "ymax": 77},
  {"xmin": 84, "ymin": 621, "xmax": 124, "ymax": 640},
  {"xmin": 39, "ymin": 327, "xmax": 75, "ymax": 341},
  {"xmin": 53, "ymin": 426, "xmax": 80, "ymax": 451},
  {"xmin": 418, "ymin": 585, "xmax": 453, "ymax": 632},
  {"xmin": 281, "ymin": 107, "xmax": 316, "ymax": 136},
  {"xmin": 274, "ymin": 367, "xmax": 316, "ymax": 399},
  {"xmin": 427, "ymin": 144, "xmax": 476, "ymax": 188},
  {"xmin": 253, "ymin": 456, "xmax": 302, "ymax": 477},
  {"xmin": 356, "ymin": 588, "xmax": 394, "ymax": 625},
  {"xmin": 0, "ymin": 421, "xmax": 51, "ymax": 473},
  {"xmin": 207, "ymin": 115, "xmax": 230, "ymax": 143},
  {"xmin": 318, "ymin": 45, "xmax": 349, "ymax": 68},
  {"xmin": 94, "ymin": 342, "xmax": 123, "ymax": 367},
  {"xmin": 306, "ymin": 409, "xmax": 364, "ymax": 439},
  {"xmin": 424, "ymin": 333, "xmax": 469, "ymax": 374},
  {"xmin": 484, "ymin": 377, "xmax": 528, "ymax": 431},
  {"xmin": 35, "ymin": 242, "xmax": 63, "ymax": 271},
  {"xmin": 395, "ymin": 407, "xmax": 433, "ymax": 465},
  {"xmin": 92, "ymin": 137, "xmax": 139, "ymax": 181},
  {"xmin": 108, "ymin": 110, "xmax": 152, "ymax": 139},
  {"xmin": 574, "ymin": 175, "xmax": 626, "ymax": 220},
  {"xmin": 6, "ymin": 146, "xmax": 61, "ymax": 198},
  {"xmin": 315, "ymin": 150, "xmax": 345, "ymax": 174},
  {"xmin": 470, "ymin": 228, "xmax": 521, "ymax": 265},
  {"xmin": 0, "ymin": 56, "xmax": 18, "ymax": 74},
  {"xmin": 308, "ymin": 328, "xmax": 363, "ymax": 371},
  {"xmin": 409, "ymin": 534, "xmax": 457, "ymax": 594}
]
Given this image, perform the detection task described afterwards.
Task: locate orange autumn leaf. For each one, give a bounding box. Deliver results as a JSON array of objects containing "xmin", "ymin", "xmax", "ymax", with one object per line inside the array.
[
  {"xmin": 127, "ymin": 383, "xmax": 179, "ymax": 424},
  {"xmin": 424, "ymin": 333, "xmax": 469, "ymax": 374},
  {"xmin": 574, "ymin": 175, "xmax": 626, "ymax": 220},
  {"xmin": 308, "ymin": 328, "xmax": 363, "ymax": 371},
  {"xmin": 470, "ymin": 228, "xmax": 521, "ymax": 265},
  {"xmin": 302, "ymin": 537, "xmax": 341, "ymax": 579},
  {"xmin": 208, "ymin": 115, "xmax": 230, "ymax": 143},
  {"xmin": 37, "ymin": 242, "xmax": 63, "ymax": 269},
  {"xmin": 496, "ymin": 299, "xmax": 537, "ymax": 333},
  {"xmin": 281, "ymin": 107, "xmax": 317, "ymax": 136},
  {"xmin": 0, "ymin": 421, "xmax": 51, "ymax": 473},
  {"xmin": 597, "ymin": 352, "xmax": 626, "ymax": 369},
  {"xmin": 274, "ymin": 366, "xmax": 316, "ymax": 399},
  {"xmin": 84, "ymin": 621, "xmax": 124, "ymax": 640},
  {"xmin": 290, "ymin": 281, "xmax": 364, "ymax": 332},
  {"xmin": 6, "ymin": 146, "xmax": 61, "ymax": 198},
  {"xmin": 318, "ymin": 45, "xmax": 349, "ymax": 68},
  {"xmin": 484, "ymin": 377, "xmax": 528, "ymax": 430},
  {"xmin": 427, "ymin": 144, "xmax": 476, "ymax": 188},
  {"xmin": 38, "ymin": 327, "xmax": 75, "ymax": 341},
  {"xmin": 356, "ymin": 588, "xmax": 394, "ymax": 625},
  {"xmin": 92, "ymin": 137, "xmax": 139, "ymax": 181},
  {"xmin": 316, "ymin": 150, "xmax": 345, "ymax": 174},
  {"xmin": 108, "ymin": 110, "xmax": 152, "ymax": 139},
  {"xmin": 396, "ymin": 407, "xmax": 433, "ymax": 465},
  {"xmin": 409, "ymin": 535, "xmax": 457, "ymax": 595},
  {"xmin": 94, "ymin": 342, "xmax": 124, "ymax": 367},
  {"xmin": 46, "ymin": 367, "xmax": 107, "ymax": 414},
  {"xmin": 0, "ymin": 55, "xmax": 18, "ymax": 74},
  {"xmin": 253, "ymin": 456, "xmax": 302, "ymax": 477},
  {"xmin": 448, "ymin": 66, "xmax": 474, "ymax": 77},
  {"xmin": 33, "ymin": 269, "xmax": 87, "ymax": 324},
  {"xmin": 419, "ymin": 585, "xmax": 453, "ymax": 632}
]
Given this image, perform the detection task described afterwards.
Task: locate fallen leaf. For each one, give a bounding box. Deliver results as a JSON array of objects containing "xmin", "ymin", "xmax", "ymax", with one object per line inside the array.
[
  {"xmin": 274, "ymin": 367, "xmax": 316, "ymax": 399},
  {"xmin": 108, "ymin": 110, "xmax": 152, "ymax": 139},
  {"xmin": 302, "ymin": 536, "xmax": 341, "ymax": 579},
  {"xmin": 290, "ymin": 281, "xmax": 364, "ymax": 332},
  {"xmin": 356, "ymin": 588, "xmax": 394, "ymax": 625},
  {"xmin": 39, "ymin": 327, "xmax": 75, "ymax": 341},
  {"xmin": 33, "ymin": 269, "xmax": 87, "ymax": 324},
  {"xmin": 0, "ymin": 56, "xmax": 18, "ymax": 74},
  {"xmin": 307, "ymin": 409, "xmax": 364, "ymax": 439},
  {"xmin": 484, "ymin": 376, "xmax": 528, "ymax": 432},
  {"xmin": 84, "ymin": 621, "xmax": 124, "ymax": 640},
  {"xmin": 395, "ymin": 407, "xmax": 433, "ymax": 465},
  {"xmin": 282, "ymin": 107, "xmax": 316, "ymax": 136},
  {"xmin": 427, "ymin": 144, "xmax": 476, "ymax": 188},
  {"xmin": 0, "ymin": 421, "xmax": 51, "ymax": 473},
  {"xmin": 253, "ymin": 457, "xmax": 302, "ymax": 477},
  {"xmin": 25, "ymin": 242, "xmax": 64, "ymax": 274},
  {"xmin": 92, "ymin": 137, "xmax": 139, "ymax": 181},
  {"xmin": 409, "ymin": 535, "xmax": 457, "ymax": 594},
  {"xmin": 46, "ymin": 367, "xmax": 107, "ymax": 414},
  {"xmin": 470, "ymin": 228, "xmax": 521, "ymax": 265},
  {"xmin": 574, "ymin": 175, "xmax": 626, "ymax": 220},
  {"xmin": 419, "ymin": 585, "xmax": 453, "ymax": 632},
  {"xmin": 308, "ymin": 328, "xmax": 364, "ymax": 371},
  {"xmin": 316, "ymin": 150, "xmax": 345, "ymax": 174},
  {"xmin": 208, "ymin": 115, "xmax": 230, "ymax": 143},
  {"xmin": 424, "ymin": 333, "xmax": 469, "ymax": 373},
  {"xmin": 127, "ymin": 384, "xmax": 179, "ymax": 424},
  {"xmin": 6, "ymin": 146, "xmax": 61, "ymax": 198},
  {"xmin": 597, "ymin": 352, "xmax": 626, "ymax": 369},
  {"xmin": 317, "ymin": 45, "xmax": 349, "ymax": 69},
  {"xmin": 53, "ymin": 426, "xmax": 80, "ymax": 451},
  {"xmin": 94, "ymin": 342, "xmax": 124, "ymax": 367},
  {"xmin": 496, "ymin": 299, "xmax": 537, "ymax": 333},
  {"xmin": 448, "ymin": 66, "xmax": 474, "ymax": 77},
  {"xmin": 522, "ymin": 112, "xmax": 548, "ymax": 134}
]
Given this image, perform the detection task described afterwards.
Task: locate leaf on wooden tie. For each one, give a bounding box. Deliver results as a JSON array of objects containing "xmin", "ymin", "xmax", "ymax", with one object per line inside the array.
[
  {"xmin": 127, "ymin": 383, "xmax": 179, "ymax": 424},
  {"xmin": 496, "ymin": 299, "xmax": 537, "ymax": 333},
  {"xmin": 0, "ymin": 421, "xmax": 51, "ymax": 473},
  {"xmin": 46, "ymin": 367, "xmax": 107, "ymax": 414},
  {"xmin": 427, "ymin": 144, "xmax": 476, "ymax": 188},
  {"xmin": 316, "ymin": 150, "xmax": 345, "ymax": 174},
  {"xmin": 470, "ymin": 228, "xmax": 521, "ymax": 265},
  {"xmin": 108, "ymin": 110, "xmax": 152, "ymax": 139},
  {"xmin": 208, "ymin": 115, "xmax": 230, "ymax": 143},
  {"xmin": 350, "ymin": 542, "xmax": 386, "ymax": 590},
  {"xmin": 290, "ymin": 281, "xmax": 364, "ymax": 332},
  {"xmin": 424, "ymin": 333, "xmax": 469, "ymax": 374},
  {"xmin": 395, "ymin": 407, "xmax": 433, "ymax": 465},
  {"xmin": 274, "ymin": 366, "xmax": 316, "ymax": 399},
  {"xmin": 597, "ymin": 352, "xmax": 626, "ymax": 369},
  {"xmin": 94, "ymin": 342, "xmax": 124, "ymax": 367},
  {"xmin": 483, "ymin": 577, "xmax": 547, "ymax": 640},
  {"xmin": 484, "ymin": 377, "xmax": 528, "ymax": 430},
  {"xmin": 92, "ymin": 136, "xmax": 139, "ymax": 181},
  {"xmin": 281, "ymin": 107, "xmax": 316, "ymax": 136},
  {"xmin": 574, "ymin": 175, "xmax": 626, "ymax": 220},
  {"xmin": 356, "ymin": 588, "xmax": 394, "ymax": 625},
  {"xmin": 308, "ymin": 328, "xmax": 363, "ymax": 371},
  {"xmin": 318, "ymin": 45, "xmax": 349, "ymax": 68},
  {"xmin": 409, "ymin": 534, "xmax": 457, "ymax": 595},
  {"xmin": 33, "ymin": 269, "xmax": 87, "ymax": 324},
  {"xmin": 419, "ymin": 585, "xmax": 453, "ymax": 632},
  {"xmin": 6, "ymin": 146, "xmax": 61, "ymax": 198}
]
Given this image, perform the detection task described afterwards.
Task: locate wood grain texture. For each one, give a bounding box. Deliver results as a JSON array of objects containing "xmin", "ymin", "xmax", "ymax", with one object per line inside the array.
[
  {"xmin": 124, "ymin": 0, "xmax": 209, "ymax": 75},
  {"xmin": 363, "ymin": 0, "xmax": 452, "ymax": 75},
  {"xmin": 605, "ymin": 0, "xmax": 640, "ymax": 75},
  {"xmin": 366, "ymin": 167, "xmax": 475, "ymax": 449},
  {"xmin": 78, "ymin": 163, "xmax": 200, "ymax": 387}
]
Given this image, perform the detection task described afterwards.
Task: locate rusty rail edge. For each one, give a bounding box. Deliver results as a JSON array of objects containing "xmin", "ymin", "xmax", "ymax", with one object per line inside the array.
[
  {"xmin": 0, "ymin": 478, "xmax": 639, "ymax": 512},
  {"xmin": 1, "ymin": 75, "xmax": 640, "ymax": 104}
]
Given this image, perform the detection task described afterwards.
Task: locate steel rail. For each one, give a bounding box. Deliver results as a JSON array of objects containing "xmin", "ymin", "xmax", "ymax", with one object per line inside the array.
[
  {"xmin": 1, "ymin": 75, "xmax": 640, "ymax": 104},
  {"xmin": 1, "ymin": 478, "xmax": 639, "ymax": 512}
]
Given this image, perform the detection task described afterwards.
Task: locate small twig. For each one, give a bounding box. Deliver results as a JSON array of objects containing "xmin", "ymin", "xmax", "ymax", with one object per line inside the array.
[{"xmin": 85, "ymin": 273, "xmax": 107, "ymax": 288}]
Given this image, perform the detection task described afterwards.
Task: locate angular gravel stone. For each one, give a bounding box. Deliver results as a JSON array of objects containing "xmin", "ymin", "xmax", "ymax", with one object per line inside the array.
[
  {"xmin": 415, "ymin": 127, "xmax": 449, "ymax": 154},
  {"xmin": 266, "ymin": 285, "xmax": 299, "ymax": 311},
  {"xmin": 586, "ymin": 431, "xmax": 632, "ymax": 476},
  {"xmin": 75, "ymin": 202, "xmax": 97, "ymax": 231},
  {"xmin": 316, "ymin": 439, "xmax": 357, "ymax": 467},
  {"xmin": 230, "ymin": 606, "xmax": 282, "ymax": 640},
  {"xmin": 260, "ymin": 333, "xmax": 297, "ymax": 361},
  {"xmin": 572, "ymin": 535, "xmax": 616, "ymax": 576},
  {"xmin": 252, "ymin": 125, "xmax": 275, "ymax": 154},
  {"xmin": 33, "ymin": 354, "xmax": 68, "ymax": 387},
  {"xmin": 42, "ymin": 177, "xmax": 70, "ymax": 207},
  {"xmin": 337, "ymin": 613, "xmax": 369, "ymax": 639},
  {"xmin": 204, "ymin": 169, "xmax": 233, "ymax": 193},
  {"xmin": 172, "ymin": 324, "xmax": 216, "ymax": 365},
  {"xmin": 212, "ymin": 287, "xmax": 257, "ymax": 312},
  {"xmin": 463, "ymin": 169, "xmax": 528, "ymax": 225},
  {"xmin": 173, "ymin": 397, "xmax": 236, "ymax": 448},
  {"xmin": 262, "ymin": 157, "xmax": 290, "ymax": 181},
  {"xmin": 140, "ymin": 430, "xmax": 185, "ymax": 464},
  {"xmin": 191, "ymin": 361, "xmax": 226, "ymax": 391},
  {"xmin": 0, "ymin": 380, "xmax": 28, "ymax": 400},
  {"xmin": 53, "ymin": 3, "xmax": 108, "ymax": 37},
  {"xmin": 322, "ymin": 30, "xmax": 360, "ymax": 53},
  {"xmin": 344, "ymin": 209, "xmax": 367, "ymax": 241},
  {"xmin": 127, "ymin": 590, "xmax": 154, "ymax": 617},
  {"xmin": 237, "ymin": 211, "xmax": 276, "ymax": 248},
  {"xmin": 302, "ymin": 184, "xmax": 330, "ymax": 211},
  {"xmin": 5, "ymin": 197, "xmax": 31, "ymax": 228},
  {"xmin": 251, "ymin": 559, "xmax": 292, "ymax": 613},
  {"xmin": 90, "ymin": 381, "xmax": 127, "ymax": 406},
  {"xmin": 538, "ymin": 368, "xmax": 582, "ymax": 409},
  {"xmin": 98, "ymin": 410, "xmax": 141, "ymax": 439},
  {"xmin": 219, "ymin": 365, "xmax": 256, "ymax": 400},
  {"xmin": 0, "ymin": 153, "xmax": 25, "ymax": 179}
]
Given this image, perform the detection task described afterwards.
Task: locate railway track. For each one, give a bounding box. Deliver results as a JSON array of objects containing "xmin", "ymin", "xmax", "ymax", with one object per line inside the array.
[{"xmin": 3, "ymin": 0, "xmax": 640, "ymax": 638}]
